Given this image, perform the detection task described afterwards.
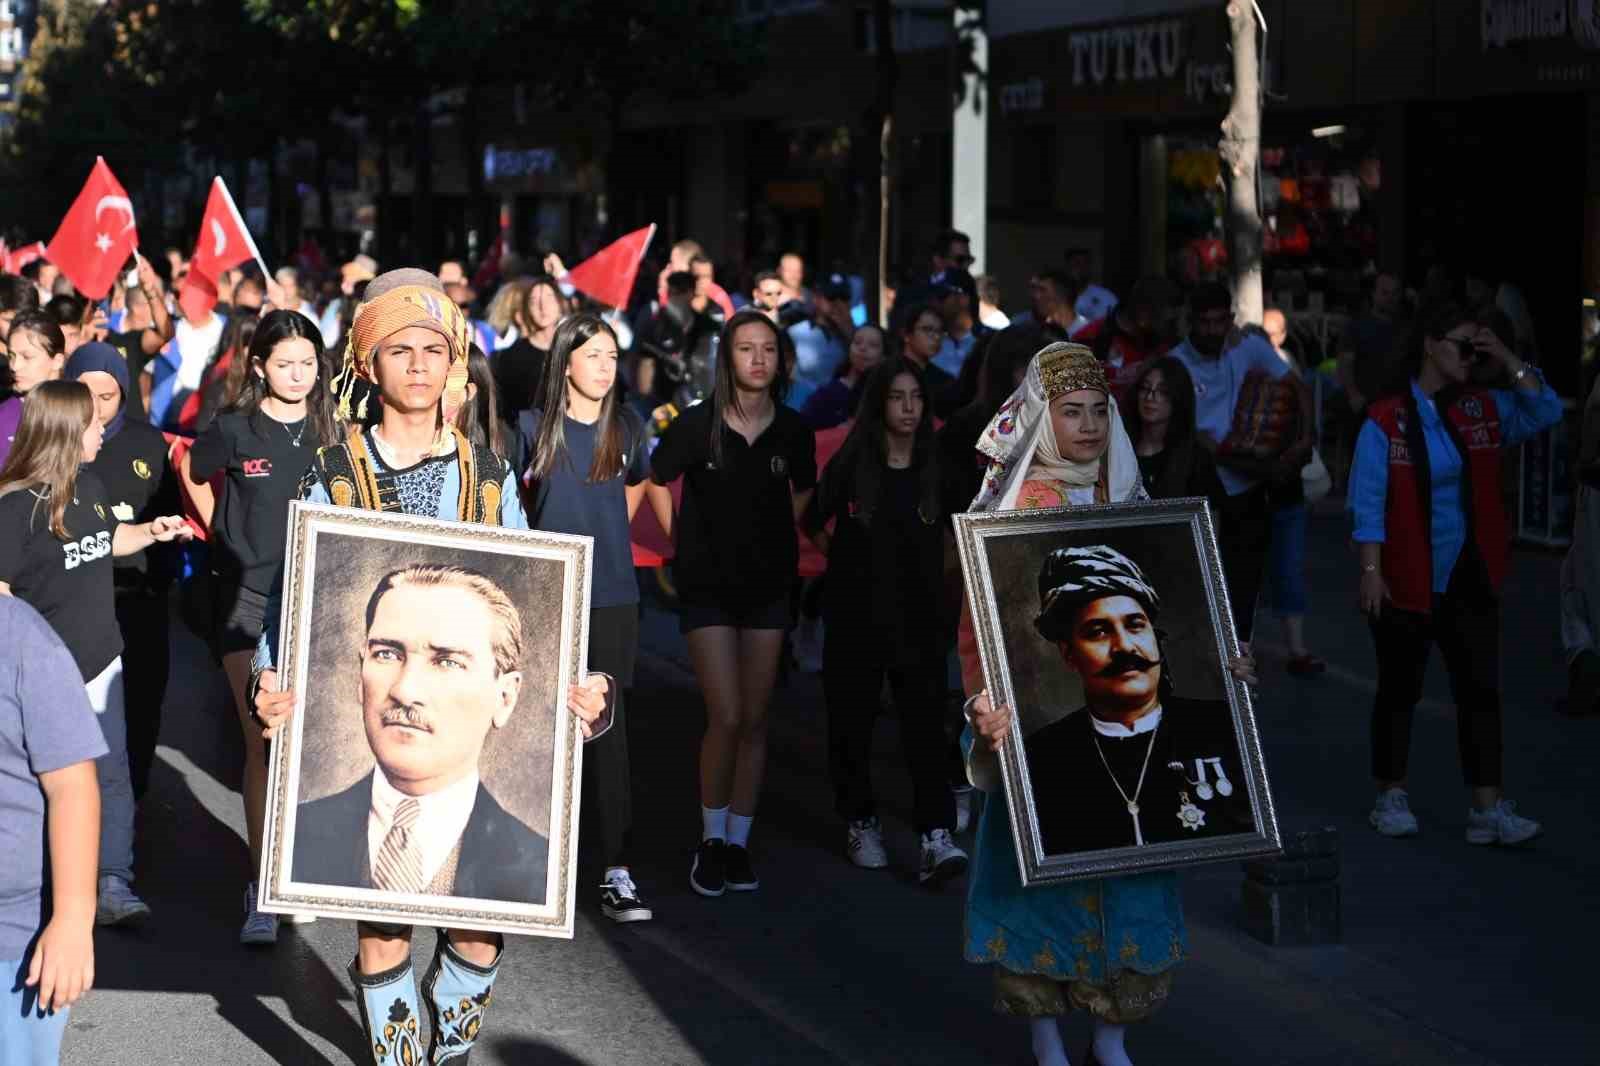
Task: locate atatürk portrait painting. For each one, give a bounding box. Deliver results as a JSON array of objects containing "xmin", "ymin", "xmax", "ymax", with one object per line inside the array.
[
  {"xmin": 291, "ymin": 564, "xmax": 549, "ymax": 904},
  {"xmin": 261, "ymin": 503, "xmax": 590, "ymax": 938},
  {"xmin": 954, "ymin": 499, "xmax": 1279, "ymax": 886}
]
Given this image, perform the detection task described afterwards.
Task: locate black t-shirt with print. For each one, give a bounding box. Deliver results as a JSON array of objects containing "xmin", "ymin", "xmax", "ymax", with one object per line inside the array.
[
  {"xmin": 188, "ymin": 410, "xmax": 316, "ymax": 595},
  {"xmin": 0, "ymin": 470, "xmax": 124, "ymax": 680},
  {"xmin": 85, "ymin": 419, "xmax": 180, "ymax": 587},
  {"xmin": 651, "ymin": 400, "xmax": 816, "ymax": 610},
  {"xmin": 521, "ymin": 407, "xmax": 651, "ymax": 609}
]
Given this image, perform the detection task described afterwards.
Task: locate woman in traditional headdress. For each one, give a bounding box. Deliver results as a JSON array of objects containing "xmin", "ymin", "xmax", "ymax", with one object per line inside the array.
[{"xmin": 959, "ymin": 342, "xmax": 1216, "ymax": 1066}]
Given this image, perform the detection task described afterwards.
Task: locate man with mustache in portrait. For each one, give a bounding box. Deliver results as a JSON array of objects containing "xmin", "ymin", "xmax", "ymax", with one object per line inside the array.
[
  {"xmin": 290, "ymin": 564, "xmax": 552, "ymax": 904},
  {"xmin": 1023, "ymin": 545, "xmax": 1251, "ymax": 854}
]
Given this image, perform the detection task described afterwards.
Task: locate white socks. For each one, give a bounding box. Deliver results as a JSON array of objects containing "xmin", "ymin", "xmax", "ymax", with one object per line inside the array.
[
  {"xmin": 727, "ymin": 813, "xmax": 753, "ymax": 848},
  {"xmin": 702, "ymin": 805, "xmax": 728, "ymax": 842},
  {"xmin": 1092, "ymin": 1021, "xmax": 1133, "ymax": 1066},
  {"xmin": 1029, "ymin": 1018, "xmax": 1070, "ymax": 1066}
]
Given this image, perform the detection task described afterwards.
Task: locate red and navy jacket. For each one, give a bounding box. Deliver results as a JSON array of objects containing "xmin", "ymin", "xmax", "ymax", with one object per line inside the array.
[{"xmin": 1365, "ymin": 387, "xmax": 1508, "ymax": 613}]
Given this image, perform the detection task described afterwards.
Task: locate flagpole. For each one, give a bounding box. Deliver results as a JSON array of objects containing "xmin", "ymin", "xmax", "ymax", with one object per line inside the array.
[{"xmin": 214, "ymin": 176, "xmax": 271, "ymax": 281}]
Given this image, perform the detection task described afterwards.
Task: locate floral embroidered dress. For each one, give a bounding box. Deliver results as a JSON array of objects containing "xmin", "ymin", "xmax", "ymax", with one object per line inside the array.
[{"xmin": 957, "ymin": 343, "xmax": 1185, "ymax": 1022}]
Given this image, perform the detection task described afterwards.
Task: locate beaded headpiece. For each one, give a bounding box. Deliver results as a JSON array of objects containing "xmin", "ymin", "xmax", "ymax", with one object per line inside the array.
[{"xmin": 1036, "ymin": 342, "xmax": 1108, "ymax": 400}]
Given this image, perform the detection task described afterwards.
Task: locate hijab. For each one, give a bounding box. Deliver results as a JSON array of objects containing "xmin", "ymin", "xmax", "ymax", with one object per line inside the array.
[
  {"xmin": 63, "ymin": 341, "xmax": 130, "ymax": 440},
  {"xmin": 970, "ymin": 341, "xmax": 1142, "ymax": 512}
]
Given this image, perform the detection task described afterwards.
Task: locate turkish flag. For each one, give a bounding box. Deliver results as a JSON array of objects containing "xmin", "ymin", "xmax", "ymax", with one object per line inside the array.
[
  {"xmin": 45, "ymin": 157, "xmax": 139, "ymax": 299},
  {"xmin": 564, "ymin": 224, "xmax": 655, "ymax": 310},
  {"xmin": 179, "ymin": 177, "xmax": 258, "ymax": 322},
  {"xmin": 3, "ymin": 241, "xmax": 46, "ymax": 276}
]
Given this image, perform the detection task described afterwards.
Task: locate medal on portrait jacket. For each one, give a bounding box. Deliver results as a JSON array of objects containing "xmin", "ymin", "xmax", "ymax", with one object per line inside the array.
[{"xmin": 1176, "ymin": 791, "xmax": 1206, "ymax": 832}]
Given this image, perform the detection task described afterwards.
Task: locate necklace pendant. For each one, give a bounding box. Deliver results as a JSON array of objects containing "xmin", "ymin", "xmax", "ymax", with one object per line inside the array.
[
  {"xmin": 1126, "ymin": 801, "xmax": 1139, "ymax": 816},
  {"xmin": 1215, "ymin": 777, "xmax": 1234, "ymax": 797},
  {"xmin": 1195, "ymin": 782, "xmax": 1214, "ymax": 802}
]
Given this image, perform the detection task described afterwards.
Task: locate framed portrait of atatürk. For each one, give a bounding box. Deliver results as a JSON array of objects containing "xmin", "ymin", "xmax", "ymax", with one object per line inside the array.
[
  {"xmin": 954, "ymin": 498, "xmax": 1280, "ymax": 886},
  {"xmin": 258, "ymin": 502, "xmax": 592, "ymax": 938}
]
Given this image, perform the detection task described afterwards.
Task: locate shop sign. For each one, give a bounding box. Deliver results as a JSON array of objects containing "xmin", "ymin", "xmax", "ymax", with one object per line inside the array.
[
  {"xmin": 1000, "ymin": 77, "xmax": 1045, "ymax": 115},
  {"xmin": 1481, "ymin": 0, "xmax": 1600, "ymax": 51},
  {"xmin": 1068, "ymin": 19, "xmax": 1184, "ymax": 87},
  {"xmin": 483, "ymin": 145, "xmax": 561, "ymax": 182}
]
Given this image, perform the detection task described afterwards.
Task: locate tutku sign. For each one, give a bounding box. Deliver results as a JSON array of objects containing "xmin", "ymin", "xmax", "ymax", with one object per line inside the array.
[
  {"xmin": 1481, "ymin": 0, "xmax": 1600, "ymax": 50},
  {"xmin": 1068, "ymin": 19, "xmax": 1184, "ymax": 87}
]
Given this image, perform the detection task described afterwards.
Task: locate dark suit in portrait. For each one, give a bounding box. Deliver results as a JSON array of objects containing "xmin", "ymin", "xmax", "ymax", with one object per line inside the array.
[
  {"xmin": 292, "ymin": 777, "xmax": 550, "ymax": 906},
  {"xmin": 1024, "ymin": 696, "xmax": 1251, "ymax": 855}
]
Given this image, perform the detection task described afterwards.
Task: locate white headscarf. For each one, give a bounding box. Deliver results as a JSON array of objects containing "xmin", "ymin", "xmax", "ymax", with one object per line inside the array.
[{"xmin": 968, "ymin": 343, "xmax": 1143, "ymax": 513}]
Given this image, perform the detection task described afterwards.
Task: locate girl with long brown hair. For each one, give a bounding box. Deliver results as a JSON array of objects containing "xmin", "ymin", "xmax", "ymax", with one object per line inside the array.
[
  {"xmin": 188, "ymin": 309, "xmax": 341, "ymax": 944},
  {"xmin": 649, "ymin": 309, "xmax": 817, "ymax": 897},
  {"xmin": 0, "ymin": 380, "xmax": 192, "ymax": 928},
  {"xmin": 522, "ymin": 312, "xmax": 670, "ymax": 922}
]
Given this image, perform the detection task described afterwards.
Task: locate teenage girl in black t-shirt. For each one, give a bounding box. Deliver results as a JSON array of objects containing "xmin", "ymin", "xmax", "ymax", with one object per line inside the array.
[
  {"xmin": 802, "ymin": 357, "xmax": 969, "ymax": 886},
  {"xmin": 188, "ymin": 310, "xmax": 341, "ymax": 945},
  {"xmin": 0, "ymin": 381, "xmax": 191, "ymax": 926},
  {"xmin": 650, "ymin": 310, "xmax": 817, "ymax": 897}
]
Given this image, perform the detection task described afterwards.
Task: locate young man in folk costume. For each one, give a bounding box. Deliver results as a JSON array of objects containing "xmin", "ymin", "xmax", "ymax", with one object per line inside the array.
[{"xmin": 250, "ymin": 268, "xmax": 612, "ymax": 1065}]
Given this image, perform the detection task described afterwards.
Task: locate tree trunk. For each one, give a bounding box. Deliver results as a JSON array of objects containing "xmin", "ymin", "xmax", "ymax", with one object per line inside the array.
[
  {"xmin": 873, "ymin": 0, "xmax": 897, "ymax": 329},
  {"xmin": 1219, "ymin": 1, "xmax": 1262, "ymax": 325},
  {"xmin": 412, "ymin": 99, "xmax": 435, "ymax": 266},
  {"xmin": 460, "ymin": 82, "xmax": 490, "ymax": 267}
]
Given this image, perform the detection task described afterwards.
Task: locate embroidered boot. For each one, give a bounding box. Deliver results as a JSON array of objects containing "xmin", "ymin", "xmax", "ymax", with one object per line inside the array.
[
  {"xmin": 349, "ymin": 956, "xmax": 424, "ymax": 1066},
  {"xmin": 421, "ymin": 931, "xmax": 501, "ymax": 1064}
]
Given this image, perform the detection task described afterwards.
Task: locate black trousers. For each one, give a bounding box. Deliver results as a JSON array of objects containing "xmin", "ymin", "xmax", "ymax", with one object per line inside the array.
[
  {"xmin": 822, "ymin": 629, "xmax": 954, "ymax": 835},
  {"xmin": 1216, "ymin": 484, "xmax": 1272, "ymax": 643},
  {"xmin": 580, "ymin": 604, "xmax": 638, "ymax": 870},
  {"xmin": 115, "ymin": 588, "xmax": 171, "ymax": 800},
  {"xmin": 1369, "ymin": 563, "xmax": 1503, "ymax": 788}
]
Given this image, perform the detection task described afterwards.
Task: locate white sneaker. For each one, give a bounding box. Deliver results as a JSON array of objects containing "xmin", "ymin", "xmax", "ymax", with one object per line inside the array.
[
  {"xmin": 239, "ymin": 882, "xmax": 279, "ymax": 946},
  {"xmin": 1369, "ymin": 788, "xmax": 1419, "ymax": 837},
  {"xmin": 953, "ymin": 786, "xmax": 974, "ymax": 834},
  {"xmin": 1465, "ymin": 799, "xmax": 1542, "ymax": 846},
  {"xmin": 847, "ymin": 818, "xmax": 889, "ymax": 869},
  {"xmin": 918, "ymin": 829, "xmax": 969, "ymax": 885},
  {"xmin": 287, "ymin": 912, "xmax": 318, "ymax": 925}
]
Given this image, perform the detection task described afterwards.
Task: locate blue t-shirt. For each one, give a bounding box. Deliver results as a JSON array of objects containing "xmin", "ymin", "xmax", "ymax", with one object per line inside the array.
[
  {"xmin": 520, "ymin": 407, "xmax": 650, "ymax": 609},
  {"xmin": 0, "ymin": 597, "xmax": 108, "ymax": 961},
  {"xmin": 1170, "ymin": 333, "xmax": 1290, "ymax": 496}
]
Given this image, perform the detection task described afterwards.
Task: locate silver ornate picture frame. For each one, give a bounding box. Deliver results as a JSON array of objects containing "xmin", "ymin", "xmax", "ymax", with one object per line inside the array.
[
  {"xmin": 954, "ymin": 498, "xmax": 1280, "ymax": 886},
  {"xmin": 259, "ymin": 501, "xmax": 592, "ymax": 938}
]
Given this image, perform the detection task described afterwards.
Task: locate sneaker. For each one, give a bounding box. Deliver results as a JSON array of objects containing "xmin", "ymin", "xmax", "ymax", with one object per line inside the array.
[
  {"xmin": 724, "ymin": 845, "xmax": 759, "ymax": 891},
  {"xmin": 690, "ymin": 838, "xmax": 727, "ymax": 897},
  {"xmin": 918, "ymin": 829, "xmax": 969, "ymax": 886},
  {"xmin": 600, "ymin": 870, "xmax": 654, "ymax": 922},
  {"xmin": 287, "ymin": 912, "xmax": 318, "ymax": 925},
  {"xmin": 1369, "ymin": 788, "xmax": 1420, "ymax": 837},
  {"xmin": 846, "ymin": 818, "xmax": 890, "ymax": 869},
  {"xmin": 1465, "ymin": 799, "xmax": 1542, "ymax": 846},
  {"xmin": 239, "ymin": 883, "xmax": 279, "ymax": 946},
  {"xmin": 953, "ymin": 785, "xmax": 974, "ymax": 834},
  {"xmin": 95, "ymin": 874, "xmax": 152, "ymax": 927}
]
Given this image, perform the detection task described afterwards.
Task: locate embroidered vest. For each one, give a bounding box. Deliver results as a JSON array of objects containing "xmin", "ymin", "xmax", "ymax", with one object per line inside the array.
[
  {"xmin": 1367, "ymin": 389, "xmax": 1508, "ymax": 613},
  {"xmin": 312, "ymin": 426, "xmax": 507, "ymax": 525}
]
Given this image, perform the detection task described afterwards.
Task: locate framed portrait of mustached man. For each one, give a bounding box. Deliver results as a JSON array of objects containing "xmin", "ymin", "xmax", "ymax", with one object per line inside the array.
[
  {"xmin": 258, "ymin": 502, "xmax": 593, "ymax": 938},
  {"xmin": 954, "ymin": 498, "xmax": 1280, "ymax": 886}
]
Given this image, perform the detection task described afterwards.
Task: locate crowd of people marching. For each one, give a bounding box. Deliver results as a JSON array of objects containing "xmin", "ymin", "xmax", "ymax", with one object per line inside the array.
[{"xmin": 0, "ymin": 223, "xmax": 1568, "ymax": 1065}]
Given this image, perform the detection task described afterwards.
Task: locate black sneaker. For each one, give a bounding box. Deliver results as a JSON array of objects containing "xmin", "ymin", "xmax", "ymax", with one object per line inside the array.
[
  {"xmin": 725, "ymin": 845, "xmax": 759, "ymax": 891},
  {"xmin": 690, "ymin": 838, "xmax": 726, "ymax": 897},
  {"xmin": 600, "ymin": 871, "xmax": 654, "ymax": 922}
]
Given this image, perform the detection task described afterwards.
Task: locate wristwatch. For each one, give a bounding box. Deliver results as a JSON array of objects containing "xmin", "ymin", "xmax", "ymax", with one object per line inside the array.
[{"xmin": 1512, "ymin": 364, "xmax": 1532, "ymax": 385}]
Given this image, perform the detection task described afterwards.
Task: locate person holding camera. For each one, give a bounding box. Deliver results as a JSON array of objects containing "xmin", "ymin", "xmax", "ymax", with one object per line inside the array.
[{"xmin": 1350, "ymin": 301, "xmax": 1560, "ymax": 845}]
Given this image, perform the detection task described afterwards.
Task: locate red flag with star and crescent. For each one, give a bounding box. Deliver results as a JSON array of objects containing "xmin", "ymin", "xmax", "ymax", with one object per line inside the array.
[
  {"xmin": 179, "ymin": 177, "xmax": 259, "ymax": 322},
  {"xmin": 45, "ymin": 157, "xmax": 139, "ymax": 299}
]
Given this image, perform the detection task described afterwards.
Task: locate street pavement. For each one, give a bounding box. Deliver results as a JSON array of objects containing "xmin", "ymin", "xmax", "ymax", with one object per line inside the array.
[{"xmin": 61, "ymin": 508, "xmax": 1600, "ymax": 1064}]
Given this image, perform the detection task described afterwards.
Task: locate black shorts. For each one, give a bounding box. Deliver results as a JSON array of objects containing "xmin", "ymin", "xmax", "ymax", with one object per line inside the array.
[
  {"xmin": 680, "ymin": 597, "xmax": 792, "ymax": 634},
  {"xmin": 213, "ymin": 582, "xmax": 269, "ymax": 656}
]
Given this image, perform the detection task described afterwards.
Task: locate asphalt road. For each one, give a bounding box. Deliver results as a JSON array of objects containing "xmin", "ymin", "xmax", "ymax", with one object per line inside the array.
[{"xmin": 59, "ymin": 508, "xmax": 1599, "ymax": 1065}]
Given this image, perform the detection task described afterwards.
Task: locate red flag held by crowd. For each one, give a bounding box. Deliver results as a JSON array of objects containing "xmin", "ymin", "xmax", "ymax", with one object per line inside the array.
[
  {"xmin": 179, "ymin": 177, "xmax": 260, "ymax": 322},
  {"xmin": 2, "ymin": 241, "xmax": 47, "ymax": 276},
  {"xmin": 45, "ymin": 157, "xmax": 139, "ymax": 299},
  {"xmin": 564, "ymin": 224, "xmax": 655, "ymax": 310}
]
